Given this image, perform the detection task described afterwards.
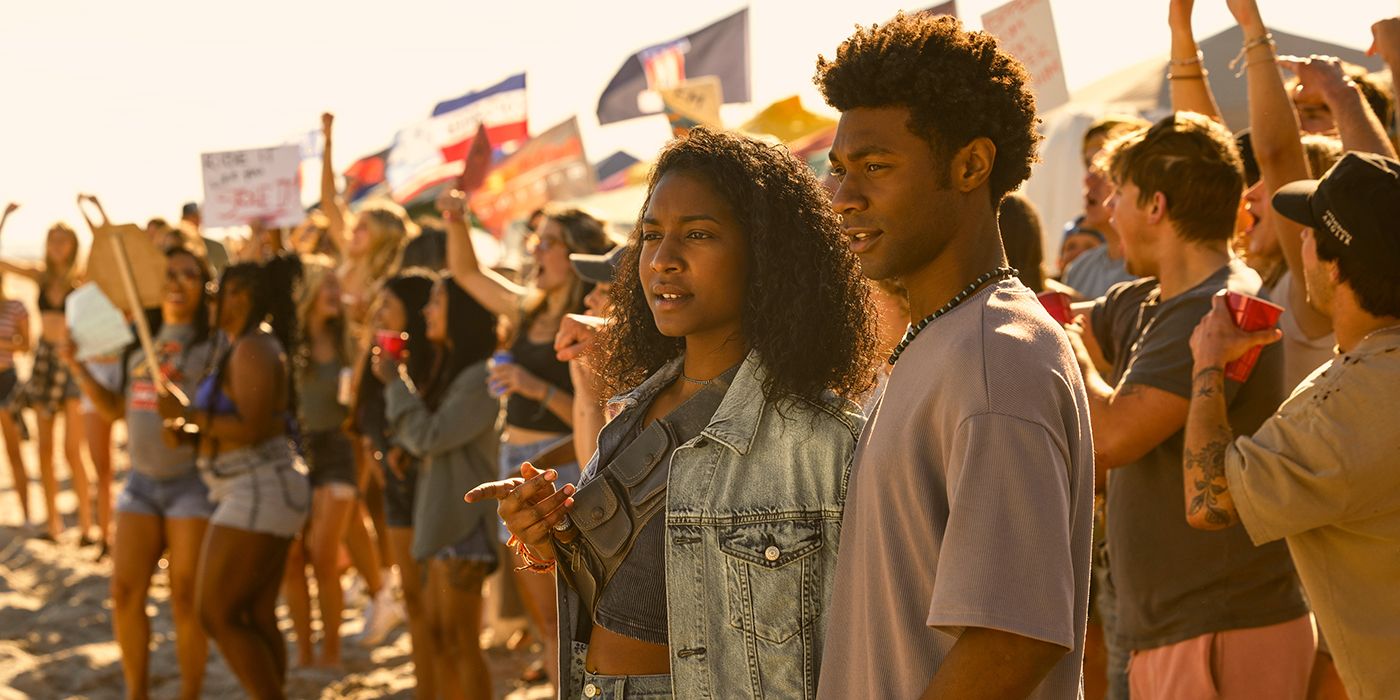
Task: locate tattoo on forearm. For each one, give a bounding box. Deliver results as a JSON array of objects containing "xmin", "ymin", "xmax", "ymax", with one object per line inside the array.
[
  {"xmin": 1193, "ymin": 367, "xmax": 1224, "ymax": 398},
  {"xmin": 1186, "ymin": 437, "xmax": 1235, "ymax": 526}
]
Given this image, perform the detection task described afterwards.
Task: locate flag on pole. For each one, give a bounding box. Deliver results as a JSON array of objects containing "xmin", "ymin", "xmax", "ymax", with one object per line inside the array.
[
  {"xmin": 343, "ymin": 148, "xmax": 389, "ymax": 205},
  {"xmin": 386, "ymin": 73, "xmax": 528, "ymax": 203},
  {"xmin": 596, "ymin": 9, "xmax": 750, "ymax": 125}
]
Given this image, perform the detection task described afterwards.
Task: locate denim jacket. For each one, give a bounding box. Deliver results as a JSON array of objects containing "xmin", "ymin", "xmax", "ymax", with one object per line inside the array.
[{"xmin": 555, "ymin": 350, "xmax": 864, "ymax": 699}]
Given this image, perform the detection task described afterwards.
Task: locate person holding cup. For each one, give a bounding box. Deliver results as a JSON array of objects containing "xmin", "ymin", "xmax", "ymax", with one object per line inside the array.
[
  {"xmin": 1180, "ymin": 152, "xmax": 1400, "ymax": 700},
  {"xmin": 441, "ymin": 191, "xmax": 614, "ymax": 690},
  {"xmin": 1064, "ymin": 113, "xmax": 1310, "ymax": 698},
  {"xmin": 372, "ymin": 274, "xmax": 500, "ymax": 698}
]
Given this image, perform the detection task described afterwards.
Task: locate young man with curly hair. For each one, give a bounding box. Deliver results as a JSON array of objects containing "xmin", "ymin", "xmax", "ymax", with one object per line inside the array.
[
  {"xmin": 815, "ymin": 14, "xmax": 1095, "ymax": 699},
  {"xmin": 1068, "ymin": 112, "xmax": 1311, "ymax": 699}
]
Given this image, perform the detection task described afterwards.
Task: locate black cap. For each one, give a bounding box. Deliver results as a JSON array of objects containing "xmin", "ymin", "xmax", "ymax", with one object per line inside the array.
[
  {"xmin": 1272, "ymin": 152, "xmax": 1400, "ymax": 267},
  {"xmin": 181, "ymin": 202, "xmax": 200, "ymax": 218},
  {"xmin": 569, "ymin": 245, "xmax": 626, "ymax": 285}
]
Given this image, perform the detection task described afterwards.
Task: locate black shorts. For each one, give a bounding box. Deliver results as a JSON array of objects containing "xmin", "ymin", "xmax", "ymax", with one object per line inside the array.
[
  {"xmin": 302, "ymin": 430, "xmax": 358, "ymax": 491},
  {"xmin": 380, "ymin": 454, "xmax": 418, "ymax": 529}
]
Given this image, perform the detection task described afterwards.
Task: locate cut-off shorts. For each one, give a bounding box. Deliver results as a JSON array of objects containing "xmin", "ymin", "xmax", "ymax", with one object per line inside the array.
[
  {"xmin": 200, "ymin": 438, "xmax": 310, "ymax": 538},
  {"xmin": 116, "ymin": 470, "xmax": 215, "ymax": 520}
]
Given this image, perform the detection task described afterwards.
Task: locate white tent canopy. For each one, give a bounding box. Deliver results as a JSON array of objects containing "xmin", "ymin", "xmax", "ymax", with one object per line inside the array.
[{"xmin": 1022, "ymin": 26, "xmax": 1384, "ymax": 273}]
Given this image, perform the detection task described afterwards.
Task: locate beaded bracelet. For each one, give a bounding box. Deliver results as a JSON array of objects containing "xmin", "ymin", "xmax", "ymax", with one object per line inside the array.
[
  {"xmin": 1167, "ymin": 69, "xmax": 1209, "ymax": 81},
  {"xmin": 1230, "ymin": 33, "xmax": 1275, "ymax": 77},
  {"xmin": 507, "ymin": 534, "xmax": 557, "ymax": 574}
]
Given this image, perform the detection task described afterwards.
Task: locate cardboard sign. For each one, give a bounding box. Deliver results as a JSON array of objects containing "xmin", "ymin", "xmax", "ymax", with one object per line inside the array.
[
  {"xmin": 982, "ymin": 0, "xmax": 1070, "ymax": 113},
  {"xmin": 661, "ymin": 77, "xmax": 724, "ymax": 137},
  {"xmin": 86, "ymin": 223, "xmax": 166, "ymax": 314},
  {"xmin": 200, "ymin": 145, "xmax": 303, "ymax": 228}
]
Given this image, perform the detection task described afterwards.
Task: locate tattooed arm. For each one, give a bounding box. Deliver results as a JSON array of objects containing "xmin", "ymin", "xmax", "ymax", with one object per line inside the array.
[
  {"xmin": 1183, "ymin": 366, "xmax": 1239, "ymax": 529},
  {"xmin": 1066, "ymin": 320, "xmax": 1189, "ymax": 484},
  {"xmin": 1184, "ymin": 292, "xmax": 1283, "ymax": 530}
]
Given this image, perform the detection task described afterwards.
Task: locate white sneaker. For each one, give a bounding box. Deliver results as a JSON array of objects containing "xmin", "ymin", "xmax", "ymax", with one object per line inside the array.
[{"xmin": 358, "ymin": 587, "xmax": 405, "ymax": 648}]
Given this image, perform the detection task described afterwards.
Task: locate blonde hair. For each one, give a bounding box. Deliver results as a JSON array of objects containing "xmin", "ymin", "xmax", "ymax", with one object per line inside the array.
[
  {"xmin": 43, "ymin": 222, "xmax": 81, "ymax": 289},
  {"xmin": 297, "ymin": 255, "xmax": 349, "ymax": 364},
  {"xmin": 347, "ymin": 203, "xmax": 412, "ymax": 285}
]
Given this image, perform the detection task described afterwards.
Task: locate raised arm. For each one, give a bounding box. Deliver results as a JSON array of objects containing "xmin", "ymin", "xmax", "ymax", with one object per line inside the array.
[
  {"xmin": 1370, "ymin": 17, "xmax": 1400, "ymax": 139},
  {"xmin": 1167, "ymin": 0, "xmax": 1222, "ymax": 120},
  {"xmin": 319, "ymin": 112, "xmax": 348, "ymax": 248},
  {"xmin": 1229, "ymin": 0, "xmax": 1331, "ymax": 340},
  {"xmin": 439, "ymin": 189, "xmax": 530, "ymax": 318},
  {"xmin": 0, "ymin": 203, "xmax": 42, "ymax": 281}
]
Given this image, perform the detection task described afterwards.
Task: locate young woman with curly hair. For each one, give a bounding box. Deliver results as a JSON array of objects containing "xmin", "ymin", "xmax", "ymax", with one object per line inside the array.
[{"xmin": 470, "ymin": 126, "xmax": 877, "ymax": 698}]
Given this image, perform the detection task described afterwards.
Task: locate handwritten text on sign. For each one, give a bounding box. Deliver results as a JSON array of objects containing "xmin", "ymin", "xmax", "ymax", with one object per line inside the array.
[
  {"xmin": 200, "ymin": 145, "xmax": 302, "ymax": 228},
  {"xmin": 982, "ymin": 0, "xmax": 1070, "ymax": 113}
]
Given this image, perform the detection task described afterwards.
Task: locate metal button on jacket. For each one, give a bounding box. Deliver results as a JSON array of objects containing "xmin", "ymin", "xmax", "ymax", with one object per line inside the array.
[
  {"xmin": 584, "ymin": 682, "xmax": 599, "ymax": 698},
  {"xmin": 764, "ymin": 546, "xmax": 781, "ymax": 562}
]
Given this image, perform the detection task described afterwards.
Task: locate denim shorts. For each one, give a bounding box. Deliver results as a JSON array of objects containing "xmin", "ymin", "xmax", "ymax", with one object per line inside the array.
[
  {"xmin": 302, "ymin": 429, "xmax": 358, "ymax": 490},
  {"xmin": 117, "ymin": 470, "xmax": 215, "ymax": 520},
  {"xmin": 497, "ymin": 437, "xmax": 579, "ymax": 542},
  {"xmin": 434, "ymin": 525, "xmax": 499, "ymax": 587},
  {"xmin": 201, "ymin": 438, "xmax": 310, "ymax": 538},
  {"xmin": 570, "ymin": 641, "xmax": 672, "ymax": 699}
]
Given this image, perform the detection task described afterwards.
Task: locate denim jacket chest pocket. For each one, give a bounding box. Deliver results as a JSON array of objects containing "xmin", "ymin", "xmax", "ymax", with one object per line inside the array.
[{"xmin": 717, "ymin": 519, "xmax": 825, "ymax": 644}]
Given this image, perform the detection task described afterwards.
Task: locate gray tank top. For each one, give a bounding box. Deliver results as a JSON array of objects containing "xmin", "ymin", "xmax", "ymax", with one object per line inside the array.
[{"xmin": 569, "ymin": 369, "xmax": 735, "ymax": 644}]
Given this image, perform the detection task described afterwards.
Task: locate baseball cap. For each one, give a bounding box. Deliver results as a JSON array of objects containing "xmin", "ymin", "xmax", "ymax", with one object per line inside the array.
[
  {"xmin": 570, "ymin": 245, "xmax": 626, "ymax": 285},
  {"xmin": 1272, "ymin": 152, "xmax": 1400, "ymax": 266},
  {"xmin": 1062, "ymin": 216, "xmax": 1105, "ymax": 243}
]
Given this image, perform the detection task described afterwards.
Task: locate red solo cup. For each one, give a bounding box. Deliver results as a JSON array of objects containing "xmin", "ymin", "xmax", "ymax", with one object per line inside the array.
[
  {"xmin": 375, "ymin": 330, "xmax": 409, "ymax": 363},
  {"xmin": 1223, "ymin": 291, "xmax": 1284, "ymax": 383},
  {"xmin": 1037, "ymin": 291, "xmax": 1074, "ymax": 325}
]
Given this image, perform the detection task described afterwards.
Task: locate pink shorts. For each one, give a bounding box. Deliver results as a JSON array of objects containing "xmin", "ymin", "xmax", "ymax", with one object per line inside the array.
[{"xmin": 1128, "ymin": 615, "xmax": 1315, "ymax": 700}]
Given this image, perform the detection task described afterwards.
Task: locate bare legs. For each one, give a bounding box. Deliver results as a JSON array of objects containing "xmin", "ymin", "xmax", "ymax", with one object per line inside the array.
[
  {"xmin": 388, "ymin": 526, "xmax": 436, "ymax": 697},
  {"xmin": 84, "ymin": 409, "xmax": 115, "ymax": 547},
  {"xmin": 424, "ymin": 559, "xmax": 492, "ymax": 699},
  {"xmin": 513, "ymin": 559, "xmax": 561, "ymax": 690},
  {"xmin": 62, "ymin": 399, "xmax": 94, "ymax": 541},
  {"xmin": 283, "ymin": 486, "xmax": 357, "ymax": 668},
  {"xmin": 198, "ymin": 524, "xmax": 293, "ymax": 699},
  {"xmin": 0, "ymin": 412, "xmax": 29, "ymax": 525},
  {"xmin": 110, "ymin": 511, "xmax": 208, "ymax": 700}
]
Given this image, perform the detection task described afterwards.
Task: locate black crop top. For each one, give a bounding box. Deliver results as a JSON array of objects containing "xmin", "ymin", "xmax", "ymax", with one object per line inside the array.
[
  {"xmin": 504, "ymin": 334, "xmax": 573, "ymax": 434},
  {"xmin": 37, "ymin": 287, "xmax": 69, "ymax": 314}
]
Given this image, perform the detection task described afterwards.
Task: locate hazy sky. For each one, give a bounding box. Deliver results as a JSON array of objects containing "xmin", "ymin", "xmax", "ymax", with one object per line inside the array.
[{"xmin": 1, "ymin": 0, "xmax": 1392, "ymax": 257}]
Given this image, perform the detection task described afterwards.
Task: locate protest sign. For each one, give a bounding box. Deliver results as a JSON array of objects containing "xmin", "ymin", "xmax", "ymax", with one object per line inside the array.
[
  {"xmin": 470, "ymin": 118, "xmax": 596, "ymax": 234},
  {"xmin": 982, "ymin": 0, "xmax": 1070, "ymax": 113},
  {"xmin": 86, "ymin": 223, "xmax": 166, "ymax": 314},
  {"xmin": 200, "ymin": 145, "xmax": 303, "ymax": 228},
  {"xmin": 660, "ymin": 77, "xmax": 724, "ymax": 137},
  {"xmin": 65, "ymin": 284, "xmax": 134, "ymax": 361}
]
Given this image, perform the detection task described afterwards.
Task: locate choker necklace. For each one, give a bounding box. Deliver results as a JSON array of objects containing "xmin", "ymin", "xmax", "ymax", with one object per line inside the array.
[
  {"xmin": 681, "ymin": 360, "xmax": 743, "ymax": 386},
  {"xmin": 887, "ymin": 266, "xmax": 1019, "ymax": 366}
]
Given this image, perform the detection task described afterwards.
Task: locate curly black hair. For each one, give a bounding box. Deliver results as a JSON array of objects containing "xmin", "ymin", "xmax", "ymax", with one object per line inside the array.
[
  {"xmin": 595, "ymin": 128, "xmax": 877, "ymax": 404},
  {"xmin": 814, "ymin": 13, "xmax": 1041, "ymax": 203}
]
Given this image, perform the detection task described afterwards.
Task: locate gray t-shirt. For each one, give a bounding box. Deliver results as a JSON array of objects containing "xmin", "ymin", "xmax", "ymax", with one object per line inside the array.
[
  {"xmin": 125, "ymin": 324, "xmax": 214, "ymax": 480},
  {"xmin": 819, "ymin": 279, "xmax": 1094, "ymax": 699},
  {"xmin": 1091, "ymin": 260, "xmax": 1307, "ymax": 651},
  {"xmin": 1062, "ymin": 245, "xmax": 1136, "ymax": 300}
]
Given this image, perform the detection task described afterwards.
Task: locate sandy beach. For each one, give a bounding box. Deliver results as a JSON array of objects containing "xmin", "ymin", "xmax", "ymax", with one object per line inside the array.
[{"xmin": 0, "ymin": 278, "xmax": 551, "ymax": 700}]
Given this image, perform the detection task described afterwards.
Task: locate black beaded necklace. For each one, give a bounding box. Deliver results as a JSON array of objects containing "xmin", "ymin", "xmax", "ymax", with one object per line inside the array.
[{"xmin": 887, "ymin": 266, "xmax": 1019, "ymax": 365}]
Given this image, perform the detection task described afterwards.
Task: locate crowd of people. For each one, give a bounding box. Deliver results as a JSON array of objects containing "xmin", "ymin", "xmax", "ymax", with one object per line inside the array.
[{"xmin": 2, "ymin": 3, "xmax": 1399, "ymax": 699}]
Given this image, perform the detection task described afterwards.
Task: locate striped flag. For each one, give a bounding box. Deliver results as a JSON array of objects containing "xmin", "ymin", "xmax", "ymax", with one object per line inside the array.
[{"xmin": 386, "ymin": 73, "xmax": 528, "ymax": 203}]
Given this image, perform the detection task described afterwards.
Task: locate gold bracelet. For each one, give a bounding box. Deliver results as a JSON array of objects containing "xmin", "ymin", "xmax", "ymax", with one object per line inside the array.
[{"xmin": 1168, "ymin": 73, "xmax": 1208, "ymax": 81}]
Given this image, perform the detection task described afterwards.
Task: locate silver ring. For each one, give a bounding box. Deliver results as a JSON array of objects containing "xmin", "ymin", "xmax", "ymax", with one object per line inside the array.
[{"xmin": 553, "ymin": 514, "xmax": 573, "ymax": 532}]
